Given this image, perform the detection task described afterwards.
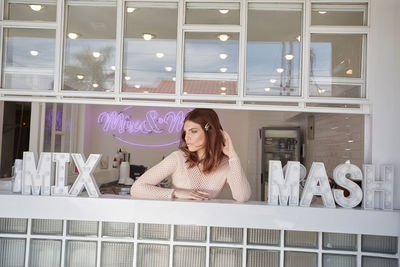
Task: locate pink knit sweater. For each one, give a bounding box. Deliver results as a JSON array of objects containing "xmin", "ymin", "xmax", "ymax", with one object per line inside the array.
[{"xmin": 130, "ymin": 150, "xmax": 251, "ymax": 202}]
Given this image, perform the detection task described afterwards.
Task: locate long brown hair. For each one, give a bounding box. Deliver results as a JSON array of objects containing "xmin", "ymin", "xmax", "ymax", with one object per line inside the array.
[{"xmin": 179, "ymin": 108, "xmax": 226, "ymax": 174}]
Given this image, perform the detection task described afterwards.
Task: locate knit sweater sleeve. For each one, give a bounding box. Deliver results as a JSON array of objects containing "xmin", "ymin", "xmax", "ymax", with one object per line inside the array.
[
  {"xmin": 130, "ymin": 152, "xmax": 178, "ymax": 200},
  {"xmin": 226, "ymin": 156, "xmax": 252, "ymax": 202}
]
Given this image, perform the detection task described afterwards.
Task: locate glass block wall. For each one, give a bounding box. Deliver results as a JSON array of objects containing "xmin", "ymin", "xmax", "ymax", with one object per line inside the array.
[{"xmin": 0, "ymin": 218, "xmax": 398, "ymax": 267}]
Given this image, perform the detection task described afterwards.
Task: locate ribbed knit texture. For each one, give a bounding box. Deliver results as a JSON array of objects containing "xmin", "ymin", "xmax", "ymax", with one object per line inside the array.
[{"xmin": 130, "ymin": 151, "xmax": 251, "ymax": 202}]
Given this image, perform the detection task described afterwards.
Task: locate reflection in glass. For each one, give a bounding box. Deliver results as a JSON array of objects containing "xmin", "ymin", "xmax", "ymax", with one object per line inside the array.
[
  {"xmin": 311, "ymin": 4, "xmax": 367, "ymax": 26},
  {"xmin": 29, "ymin": 239, "xmax": 61, "ymax": 267},
  {"xmin": 284, "ymin": 251, "xmax": 317, "ymax": 267},
  {"xmin": 247, "ymin": 3, "xmax": 302, "ymax": 96},
  {"xmin": 322, "ymin": 254, "xmax": 356, "ymax": 267},
  {"xmin": 2, "ymin": 28, "xmax": 55, "ymax": 90},
  {"xmin": 185, "ymin": 3, "xmax": 240, "ymax": 25},
  {"xmin": 0, "ymin": 238, "xmax": 26, "ymax": 267},
  {"xmin": 184, "ymin": 32, "xmax": 239, "ymax": 95},
  {"xmin": 285, "ymin": 231, "xmax": 318, "ymax": 248},
  {"xmin": 63, "ymin": 5, "xmax": 116, "ymax": 91},
  {"xmin": 4, "ymin": 1, "xmax": 57, "ymax": 21},
  {"xmin": 323, "ymin": 233, "xmax": 357, "ymax": 251},
  {"xmin": 362, "ymin": 235, "xmax": 398, "ymax": 254},
  {"xmin": 123, "ymin": 3, "xmax": 177, "ymax": 93},
  {"xmin": 309, "ymin": 34, "xmax": 365, "ymax": 98},
  {"xmin": 362, "ymin": 256, "xmax": 398, "ymax": 267}
]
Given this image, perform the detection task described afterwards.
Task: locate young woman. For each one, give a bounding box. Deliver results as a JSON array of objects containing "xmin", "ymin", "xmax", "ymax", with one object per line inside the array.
[{"xmin": 130, "ymin": 108, "xmax": 251, "ymax": 202}]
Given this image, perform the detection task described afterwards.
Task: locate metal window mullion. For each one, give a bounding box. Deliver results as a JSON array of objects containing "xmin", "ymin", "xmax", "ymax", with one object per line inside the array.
[
  {"xmin": 24, "ymin": 218, "xmax": 32, "ymax": 267},
  {"xmin": 1, "ymin": 20, "xmax": 57, "ymax": 29},
  {"xmin": 60, "ymin": 103, "xmax": 67, "ymax": 152},
  {"xmin": 60, "ymin": 220, "xmax": 67, "ymax": 267},
  {"xmin": 54, "ymin": 0, "xmax": 65, "ymax": 94},
  {"xmin": 133, "ymin": 222, "xmax": 138, "ymax": 267},
  {"xmin": 237, "ymin": 0, "xmax": 246, "ymax": 104},
  {"xmin": 114, "ymin": 0, "xmax": 124, "ymax": 100},
  {"xmin": 175, "ymin": 0, "xmax": 185, "ymax": 102},
  {"xmin": 0, "ymin": 23, "xmax": 3, "ymax": 88},
  {"xmin": 96, "ymin": 221, "xmax": 102, "ymax": 267},
  {"xmin": 280, "ymin": 230, "xmax": 285, "ymax": 267},
  {"xmin": 309, "ymin": 26, "xmax": 369, "ymax": 34},
  {"xmin": 51, "ymin": 103, "xmax": 57, "ymax": 152},
  {"xmin": 242, "ymin": 227, "xmax": 247, "ymax": 267},
  {"xmin": 206, "ymin": 226, "xmax": 210, "ymax": 267},
  {"xmin": 182, "ymin": 24, "xmax": 241, "ymax": 32},
  {"xmin": 169, "ymin": 224, "xmax": 174, "ymax": 267},
  {"xmin": 311, "ymin": 0, "xmax": 368, "ymax": 3},
  {"xmin": 318, "ymin": 232, "xmax": 322, "ymax": 267},
  {"xmin": 361, "ymin": 34, "xmax": 367, "ymax": 98},
  {"xmin": 302, "ymin": 0, "xmax": 311, "ymax": 100}
]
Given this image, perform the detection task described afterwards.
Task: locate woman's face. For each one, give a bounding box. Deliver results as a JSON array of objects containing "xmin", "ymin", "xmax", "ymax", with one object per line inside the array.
[{"xmin": 183, "ymin": 120, "xmax": 206, "ymax": 153}]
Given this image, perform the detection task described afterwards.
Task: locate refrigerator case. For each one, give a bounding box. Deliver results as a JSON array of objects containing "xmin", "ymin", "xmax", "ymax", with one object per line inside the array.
[{"xmin": 261, "ymin": 127, "xmax": 301, "ymax": 201}]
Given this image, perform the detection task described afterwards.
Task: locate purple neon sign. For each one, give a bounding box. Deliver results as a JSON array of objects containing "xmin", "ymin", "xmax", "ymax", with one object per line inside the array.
[{"xmin": 97, "ymin": 108, "xmax": 188, "ymax": 147}]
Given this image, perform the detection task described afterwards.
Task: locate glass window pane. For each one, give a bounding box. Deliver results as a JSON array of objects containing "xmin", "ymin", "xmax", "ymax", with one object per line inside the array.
[
  {"xmin": 184, "ymin": 32, "xmax": 239, "ymax": 95},
  {"xmin": 29, "ymin": 239, "xmax": 62, "ymax": 267},
  {"xmin": 309, "ymin": 34, "xmax": 365, "ymax": 98},
  {"xmin": 362, "ymin": 256, "xmax": 398, "ymax": 267},
  {"xmin": 312, "ymin": 4, "xmax": 367, "ymax": 26},
  {"xmin": 284, "ymin": 251, "xmax": 317, "ymax": 267},
  {"xmin": 247, "ymin": 3, "xmax": 302, "ymax": 96},
  {"xmin": 138, "ymin": 223, "xmax": 170, "ymax": 240},
  {"xmin": 323, "ymin": 233, "xmax": 357, "ymax": 251},
  {"xmin": 123, "ymin": 3, "xmax": 177, "ymax": 94},
  {"xmin": 63, "ymin": 5, "xmax": 116, "ymax": 91},
  {"xmin": 67, "ymin": 220, "xmax": 98, "ymax": 236},
  {"xmin": 247, "ymin": 249, "xmax": 279, "ymax": 267},
  {"xmin": 31, "ymin": 219, "xmax": 63, "ymax": 235},
  {"xmin": 247, "ymin": 228, "xmax": 280, "ymax": 246},
  {"xmin": 210, "ymin": 247, "xmax": 242, "ymax": 267},
  {"xmin": 101, "ymin": 242, "xmax": 134, "ymax": 267},
  {"xmin": 0, "ymin": 238, "xmax": 26, "ymax": 267},
  {"xmin": 174, "ymin": 225, "xmax": 206, "ymax": 242},
  {"xmin": 174, "ymin": 246, "xmax": 206, "ymax": 267},
  {"xmin": 322, "ymin": 254, "xmax": 356, "ymax": 267},
  {"xmin": 185, "ymin": 3, "xmax": 240, "ymax": 25},
  {"xmin": 65, "ymin": 241, "xmax": 97, "ymax": 267},
  {"xmin": 362, "ymin": 235, "xmax": 398, "ymax": 254},
  {"xmin": 210, "ymin": 227, "xmax": 243, "ymax": 244},
  {"xmin": 137, "ymin": 244, "xmax": 169, "ymax": 267},
  {"xmin": 4, "ymin": 1, "xmax": 57, "ymax": 21},
  {"xmin": 0, "ymin": 218, "xmax": 28, "ymax": 234},
  {"xmin": 285, "ymin": 231, "xmax": 318, "ymax": 248},
  {"xmin": 102, "ymin": 222, "xmax": 135, "ymax": 238},
  {"xmin": 2, "ymin": 28, "xmax": 55, "ymax": 90}
]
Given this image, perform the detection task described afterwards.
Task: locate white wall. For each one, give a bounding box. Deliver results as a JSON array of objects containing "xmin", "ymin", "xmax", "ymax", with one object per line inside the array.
[{"xmin": 369, "ymin": 0, "xmax": 400, "ymax": 209}]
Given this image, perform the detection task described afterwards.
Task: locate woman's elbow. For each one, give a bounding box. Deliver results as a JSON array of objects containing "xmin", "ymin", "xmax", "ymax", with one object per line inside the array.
[{"xmin": 233, "ymin": 189, "xmax": 251, "ymax": 202}]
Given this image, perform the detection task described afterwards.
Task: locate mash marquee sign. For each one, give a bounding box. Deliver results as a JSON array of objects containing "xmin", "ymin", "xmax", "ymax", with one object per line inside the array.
[{"xmin": 14, "ymin": 152, "xmax": 394, "ymax": 210}]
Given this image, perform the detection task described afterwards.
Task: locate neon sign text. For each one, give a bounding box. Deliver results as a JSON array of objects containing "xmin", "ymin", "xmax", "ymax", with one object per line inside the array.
[{"xmin": 98, "ymin": 110, "xmax": 186, "ymax": 134}]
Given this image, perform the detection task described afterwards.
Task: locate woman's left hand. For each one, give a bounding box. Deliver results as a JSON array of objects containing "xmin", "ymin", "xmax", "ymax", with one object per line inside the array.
[{"xmin": 221, "ymin": 130, "xmax": 237, "ymax": 158}]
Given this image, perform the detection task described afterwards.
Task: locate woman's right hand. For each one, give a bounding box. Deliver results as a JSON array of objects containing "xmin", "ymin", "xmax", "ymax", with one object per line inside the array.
[{"xmin": 173, "ymin": 189, "xmax": 210, "ymax": 200}]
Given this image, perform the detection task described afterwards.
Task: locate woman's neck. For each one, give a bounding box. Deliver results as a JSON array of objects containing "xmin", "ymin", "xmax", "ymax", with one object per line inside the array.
[{"xmin": 197, "ymin": 148, "xmax": 205, "ymax": 161}]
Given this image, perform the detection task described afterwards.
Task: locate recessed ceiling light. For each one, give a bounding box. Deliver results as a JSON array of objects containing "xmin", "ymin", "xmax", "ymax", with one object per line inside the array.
[
  {"xmin": 127, "ymin": 7, "xmax": 136, "ymax": 13},
  {"xmin": 165, "ymin": 66, "xmax": 173, "ymax": 72},
  {"xmin": 92, "ymin": 52, "xmax": 101, "ymax": 58},
  {"xmin": 220, "ymin": 87, "xmax": 227, "ymax": 91},
  {"xmin": 135, "ymin": 84, "xmax": 141, "ymax": 88},
  {"xmin": 172, "ymin": 77, "xmax": 176, "ymax": 81},
  {"xmin": 296, "ymin": 35, "xmax": 301, "ymax": 42},
  {"xmin": 219, "ymin": 9, "xmax": 229, "ymax": 14},
  {"xmin": 110, "ymin": 66, "xmax": 116, "ymax": 71},
  {"xmin": 142, "ymin": 33, "xmax": 154, "ymax": 41},
  {"xmin": 346, "ymin": 69, "xmax": 353, "ymax": 75},
  {"xmin": 76, "ymin": 74, "xmax": 84, "ymax": 80},
  {"xmin": 219, "ymin": 53, "xmax": 228, "ymax": 59},
  {"xmin": 92, "ymin": 83, "xmax": 99, "ymax": 88},
  {"xmin": 318, "ymin": 89, "xmax": 327, "ymax": 93},
  {"xmin": 29, "ymin": 4, "xmax": 44, "ymax": 11},
  {"xmin": 183, "ymin": 91, "xmax": 188, "ymax": 95},
  {"xmin": 269, "ymin": 79, "xmax": 277, "ymax": 83},
  {"xmin": 220, "ymin": 92, "xmax": 226, "ymax": 95},
  {"xmin": 276, "ymin": 68, "xmax": 284, "ymax": 73},
  {"xmin": 156, "ymin": 52, "xmax": 164, "ymax": 58},
  {"xmin": 345, "ymin": 148, "xmax": 351, "ymax": 151},
  {"xmin": 220, "ymin": 67, "xmax": 227, "ymax": 73},
  {"xmin": 264, "ymin": 87, "xmax": 271, "ymax": 92},
  {"xmin": 285, "ymin": 54, "xmax": 294, "ymax": 60},
  {"xmin": 124, "ymin": 76, "xmax": 131, "ymax": 81},
  {"xmin": 29, "ymin": 50, "xmax": 39, "ymax": 56},
  {"xmin": 348, "ymin": 140, "xmax": 354, "ymax": 143},
  {"xmin": 143, "ymin": 90, "xmax": 149, "ymax": 94},
  {"xmin": 340, "ymin": 60, "xmax": 345, "ymax": 64},
  {"xmin": 218, "ymin": 34, "xmax": 230, "ymax": 42},
  {"xmin": 67, "ymin": 32, "xmax": 80, "ymax": 40},
  {"xmin": 318, "ymin": 11, "xmax": 327, "ymax": 14}
]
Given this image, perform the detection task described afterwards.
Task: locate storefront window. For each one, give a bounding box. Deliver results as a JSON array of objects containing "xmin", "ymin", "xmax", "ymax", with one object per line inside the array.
[
  {"xmin": 246, "ymin": 3, "xmax": 302, "ymax": 96},
  {"xmin": 309, "ymin": 34, "xmax": 365, "ymax": 98},
  {"xmin": 4, "ymin": 0, "xmax": 57, "ymax": 21},
  {"xmin": 311, "ymin": 3, "xmax": 368, "ymax": 26},
  {"xmin": 63, "ymin": 4, "xmax": 116, "ymax": 92},
  {"xmin": 1, "ymin": 28, "xmax": 55, "ymax": 90},
  {"xmin": 185, "ymin": 2, "xmax": 240, "ymax": 25},
  {"xmin": 183, "ymin": 32, "xmax": 239, "ymax": 95},
  {"xmin": 123, "ymin": 2, "xmax": 177, "ymax": 94}
]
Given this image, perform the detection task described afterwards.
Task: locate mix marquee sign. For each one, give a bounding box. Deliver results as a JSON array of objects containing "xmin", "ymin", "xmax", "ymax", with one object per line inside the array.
[{"xmin": 11, "ymin": 152, "xmax": 394, "ymax": 210}]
